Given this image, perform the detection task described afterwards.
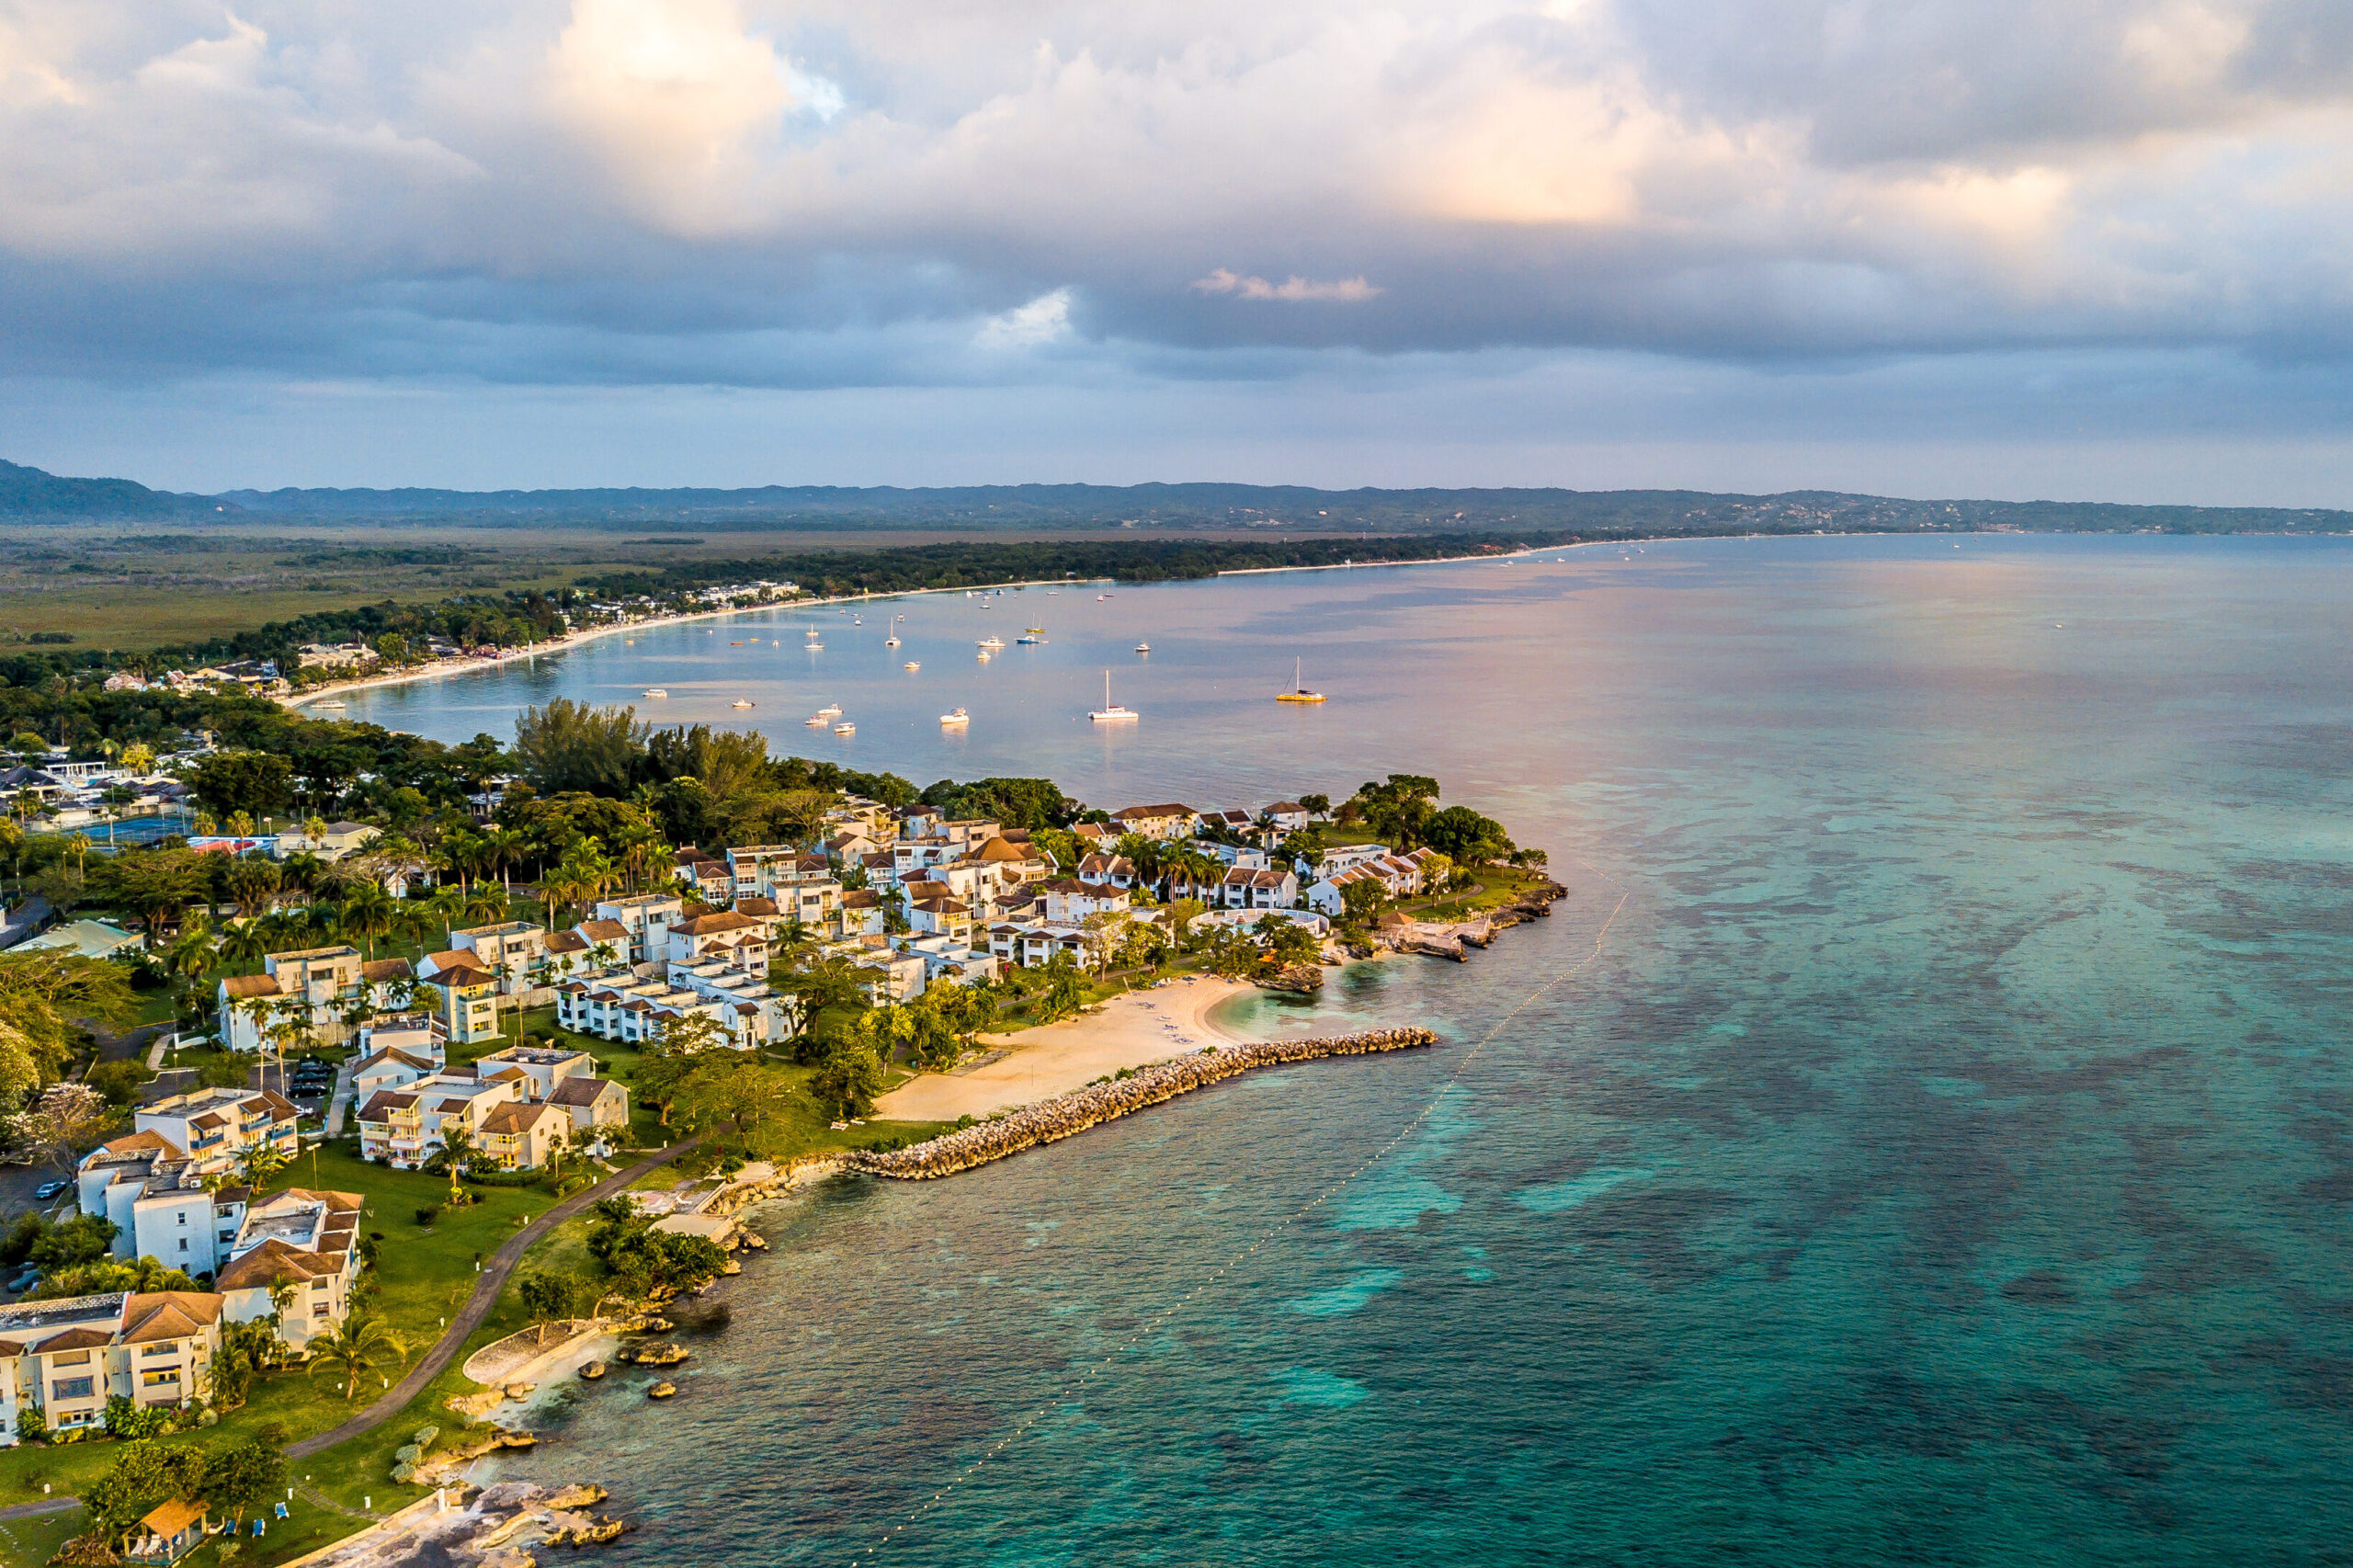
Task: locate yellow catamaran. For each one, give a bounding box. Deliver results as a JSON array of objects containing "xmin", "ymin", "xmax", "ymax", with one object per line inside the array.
[{"xmin": 1276, "ymin": 658, "xmax": 1325, "ymax": 703}]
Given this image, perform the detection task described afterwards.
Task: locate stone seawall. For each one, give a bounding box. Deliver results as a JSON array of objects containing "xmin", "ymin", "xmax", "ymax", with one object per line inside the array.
[{"xmin": 846, "ymin": 1028, "xmax": 1439, "ymax": 1180}]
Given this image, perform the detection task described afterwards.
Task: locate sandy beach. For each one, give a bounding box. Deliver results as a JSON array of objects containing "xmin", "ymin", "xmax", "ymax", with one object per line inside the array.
[{"xmin": 873, "ymin": 976, "xmax": 1256, "ymax": 1122}]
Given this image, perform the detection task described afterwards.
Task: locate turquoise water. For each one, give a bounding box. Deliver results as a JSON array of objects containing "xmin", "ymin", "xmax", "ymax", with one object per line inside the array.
[{"xmin": 436, "ymin": 536, "xmax": 2353, "ymax": 1564}]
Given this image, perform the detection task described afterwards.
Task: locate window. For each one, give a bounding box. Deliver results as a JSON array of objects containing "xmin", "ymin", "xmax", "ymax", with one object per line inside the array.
[
  {"xmin": 176, "ymin": 1210, "xmax": 187, "ymax": 1225},
  {"xmin": 50, "ymin": 1377, "xmax": 94, "ymax": 1402},
  {"xmin": 141, "ymin": 1341, "xmax": 177, "ymax": 1358},
  {"xmin": 313, "ymin": 1302, "xmax": 330, "ymax": 1317},
  {"xmin": 140, "ymin": 1369, "xmax": 180, "ymax": 1388},
  {"xmin": 177, "ymin": 1238, "xmax": 188, "ymax": 1253}
]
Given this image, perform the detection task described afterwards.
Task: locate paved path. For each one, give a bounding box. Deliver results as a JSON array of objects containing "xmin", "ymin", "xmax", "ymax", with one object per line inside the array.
[
  {"xmin": 0, "ymin": 1136, "xmax": 703, "ymax": 1526},
  {"xmin": 288, "ymin": 1139, "xmax": 696, "ymax": 1459}
]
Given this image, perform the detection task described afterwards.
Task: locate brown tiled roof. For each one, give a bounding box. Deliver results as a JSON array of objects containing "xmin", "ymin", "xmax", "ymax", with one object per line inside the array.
[
  {"xmin": 1112, "ymin": 803, "xmax": 1193, "ymax": 821},
  {"xmin": 544, "ymin": 929, "xmax": 590, "ymax": 954},
  {"xmin": 426, "ymin": 963, "xmax": 496, "ymax": 988},
  {"xmin": 121, "ymin": 1291, "xmax": 223, "ymax": 1344},
  {"xmin": 481, "ymin": 1102, "xmax": 556, "ymax": 1135},
  {"xmin": 188, "ymin": 1111, "xmax": 228, "ymax": 1131},
  {"xmin": 360, "ymin": 958, "xmax": 413, "ymax": 982},
  {"xmin": 421, "ymin": 949, "xmax": 468, "ymax": 971},
  {"xmin": 284, "ymin": 1187, "xmax": 363, "ymax": 1212},
  {"xmin": 357, "ymin": 1090, "xmax": 416, "ymax": 1120},
  {"xmin": 220, "ymin": 974, "xmax": 281, "ymax": 998},
  {"xmin": 674, "ymin": 911, "xmax": 757, "ymax": 936},
  {"xmin": 217, "ymin": 1240, "xmax": 338, "ymax": 1292},
  {"xmin": 975, "ymin": 836, "xmax": 1033, "ymax": 862},
  {"xmin": 549, "ymin": 1077, "xmax": 620, "ymax": 1107},
  {"xmin": 840, "ymin": 891, "xmax": 881, "ymax": 909},
  {"xmin": 35, "ymin": 1326, "xmax": 113, "ymax": 1354},
  {"xmin": 252, "ymin": 1089, "xmax": 300, "ymax": 1121},
  {"xmin": 94, "ymin": 1130, "xmax": 183, "ymax": 1161},
  {"xmin": 733, "ymin": 897, "xmax": 779, "ymax": 916}
]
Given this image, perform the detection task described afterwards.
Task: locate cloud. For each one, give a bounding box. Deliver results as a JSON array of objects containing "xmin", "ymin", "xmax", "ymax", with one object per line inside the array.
[
  {"xmin": 5, "ymin": 0, "xmax": 2353, "ymax": 480},
  {"xmin": 1193, "ymin": 269, "xmax": 1381, "ymax": 302},
  {"xmin": 974, "ymin": 289, "xmax": 1073, "ymax": 348}
]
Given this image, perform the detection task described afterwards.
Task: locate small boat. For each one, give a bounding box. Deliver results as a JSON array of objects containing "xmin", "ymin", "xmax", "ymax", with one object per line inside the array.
[
  {"xmin": 940, "ymin": 708, "xmax": 969, "ymax": 726},
  {"xmin": 732, "ymin": 699, "xmax": 755, "ymax": 709},
  {"xmin": 885, "ymin": 635, "xmax": 901, "ymax": 648},
  {"xmin": 977, "ymin": 651, "xmax": 992, "ymax": 662},
  {"xmin": 1097, "ymin": 594, "xmax": 1111, "ymax": 601},
  {"xmin": 805, "ymin": 715, "xmax": 828, "ymax": 726},
  {"xmin": 903, "ymin": 661, "xmax": 921, "ymax": 671},
  {"xmin": 1026, "ymin": 627, "xmax": 1045, "ymax": 633},
  {"xmin": 1134, "ymin": 642, "xmax": 1151, "ymax": 654},
  {"xmin": 818, "ymin": 703, "xmax": 841, "ymax": 715},
  {"xmin": 1276, "ymin": 658, "xmax": 1325, "ymax": 704},
  {"xmin": 1017, "ymin": 633, "xmax": 1044, "ymax": 644},
  {"xmin": 1089, "ymin": 670, "xmax": 1139, "ymax": 723},
  {"xmin": 834, "ymin": 722, "xmax": 856, "ymax": 734},
  {"xmin": 312, "ymin": 699, "xmax": 347, "ymax": 710},
  {"xmin": 807, "ymin": 642, "xmax": 824, "ymax": 651},
  {"xmin": 978, "ymin": 637, "xmax": 1005, "ymax": 649},
  {"xmin": 729, "ymin": 640, "xmax": 750, "ymax": 645},
  {"xmin": 642, "ymin": 687, "xmax": 668, "ymax": 699}
]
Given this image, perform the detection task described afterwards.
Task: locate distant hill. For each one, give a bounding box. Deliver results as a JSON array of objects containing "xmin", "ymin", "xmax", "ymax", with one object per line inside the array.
[
  {"xmin": 0, "ymin": 458, "xmax": 222, "ymax": 519},
  {"xmin": 5, "ymin": 459, "xmax": 2348, "ymax": 536}
]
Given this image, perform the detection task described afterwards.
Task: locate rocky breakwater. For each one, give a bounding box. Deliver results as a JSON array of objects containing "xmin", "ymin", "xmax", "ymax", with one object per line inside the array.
[{"xmin": 846, "ymin": 1028, "xmax": 1438, "ymax": 1180}]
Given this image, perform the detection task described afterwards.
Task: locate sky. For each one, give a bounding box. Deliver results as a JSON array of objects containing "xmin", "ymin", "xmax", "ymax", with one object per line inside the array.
[{"xmin": 6, "ymin": 0, "xmax": 2353, "ymax": 502}]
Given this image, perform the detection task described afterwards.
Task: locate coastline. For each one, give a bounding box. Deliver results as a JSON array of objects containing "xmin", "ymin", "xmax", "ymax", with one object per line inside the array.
[
  {"xmin": 872, "ymin": 975, "xmax": 1255, "ymax": 1123},
  {"xmin": 276, "ymin": 541, "xmax": 1593, "ymax": 714}
]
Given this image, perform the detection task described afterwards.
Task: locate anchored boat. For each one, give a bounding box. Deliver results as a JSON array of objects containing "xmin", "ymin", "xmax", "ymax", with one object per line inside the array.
[
  {"xmin": 1275, "ymin": 658, "xmax": 1326, "ymax": 704},
  {"xmin": 1089, "ymin": 670, "xmax": 1139, "ymax": 723},
  {"xmin": 940, "ymin": 708, "xmax": 970, "ymax": 726}
]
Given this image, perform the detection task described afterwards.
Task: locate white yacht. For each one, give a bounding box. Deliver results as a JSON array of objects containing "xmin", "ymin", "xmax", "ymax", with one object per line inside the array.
[
  {"xmin": 732, "ymin": 699, "xmax": 755, "ymax": 709},
  {"xmin": 834, "ymin": 722, "xmax": 856, "ymax": 734},
  {"xmin": 805, "ymin": 714, "xmax": 828, "ymax": 726},
  {"xmin": 904, "ymin": 661, "xmax": 921, "ymax": 671},
  {"xmin": 642, "ymin": 687, "xmax": 668, "ymax": 699},
  {"xmin": 817, "ymin": 702, "xmax": 842, "ymax": 716},
  {"xmin": 978, "ymin": 636, "xmax": 1006, "ymax": 649},
  {"xmin": 885, "ymin": 635, "xmax": 901, "ymax": 648},
  {"xmin": 311, "ymin": 699, "xmax": 347, "ymax": 710},
  {"xmin": 940, "ymin": 708, "xmax": 970, "ymax": 726},
  {"xmin": 1089, "ymin": 670, "xmax": 1139, "ymax": 723},
  {"xmin": 1134, "ymin": 642, "xmax": 1151, "ymax": 654}
]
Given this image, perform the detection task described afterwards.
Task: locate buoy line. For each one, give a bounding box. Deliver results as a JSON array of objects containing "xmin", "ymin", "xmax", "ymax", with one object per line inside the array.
[{"xmin": 848, "ymin": 872, "xmax": 1633, "ymax": 1566}]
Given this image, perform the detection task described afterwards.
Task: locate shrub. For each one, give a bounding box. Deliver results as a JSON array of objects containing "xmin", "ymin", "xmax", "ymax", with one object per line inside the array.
[
  {"xmin": 415, "ymin": 1205, "xmax": 441, "ymax": 1227},
  {"xmin": 394, "ymin": 1444, "xmax": 421, "ymax": 1464},
  {"xmin": 392, "ymin": 1462, "xmax": 416, "ymax": 1483},
  {"xmin": 14, "ymin": 1405, "xmax": 45, "ymax": 1444},
  {"xmin": 412, "ymin": 1425, "xmax": 439, "ymax": 1448},
  {"xmin": 102, "ymin": 1394, "xmax": 166, "ymax": 1440}
]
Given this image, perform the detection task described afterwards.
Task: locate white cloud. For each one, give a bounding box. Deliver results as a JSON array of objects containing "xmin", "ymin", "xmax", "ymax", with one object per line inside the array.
[
  {"xmin": 974, "ymin": 289, "xmax": 1074, "ymax": 348},
  {"xmin": 1193, "ymin": 268, "xmax": 1381, "ymax": 301}
]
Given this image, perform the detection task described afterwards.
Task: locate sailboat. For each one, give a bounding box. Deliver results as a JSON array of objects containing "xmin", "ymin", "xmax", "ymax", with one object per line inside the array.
[
  {"xmin": 1089, "ymin": 670, "xmax": 1139, "ymax": 722},
  {"xmin": 940, "ymin": 708, "xmax": 970, "ymax": 726},
  {"xmin": 1276, "ymin": 657, "xmax": 1325, "ymax": 703}
]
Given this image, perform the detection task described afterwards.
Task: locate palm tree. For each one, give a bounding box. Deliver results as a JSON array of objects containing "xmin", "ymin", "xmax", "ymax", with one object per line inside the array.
[
  {"xmin": 119, "ymin": 742, "xmax": 156, "ymax": 777},
  {"xmin": 163, "ymin": 919, "xmax": 219, "ymax": 994},
  {"xmin": 63, "ymin": 832, "xmax": 90, "ymax": 878},
  {"xmin": 279, "ymin": 850, "xmax": 324, "ymax": 904},
  {"xmin": 433, "ymin": 830, "xmax": 480, "ymax": 893},
  {"xmin": 226, "ymin": 810, "xmax": 256, "ymax": 838},
  {"xmin": 437, "ymin": 1126, "xmax": 478, "ymax": 1199},
  {"xmin": 481, "ymin": 827, "xmax": 526, "ymax": 898},
  {"xmin": 462, "ymin": 886, "xmax": 509, "ymax": 926},
  {"xmin": 216, "ymin": 917, "xmax": 269, "ymax": 975},
  {"xmin": 236, "ymin": 1140, "xmax": 291, "ymax": 1192},
  {"xmin": 303, "ymin": 1312, "xmax": 409, "ymax": 1401},
  {"xmin": 339, "ymin": 882, "xmax": 396, "ymax": 959}
]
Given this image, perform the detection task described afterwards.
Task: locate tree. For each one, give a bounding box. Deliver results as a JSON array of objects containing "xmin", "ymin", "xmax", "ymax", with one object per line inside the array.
[
  {"xmin": 676, "ymin": 1059, "xmax": 801, "ymax": 1153},
  {"xmin": 102, "ymin": 849, "xmax": 208, "ymax": 949},
  {"xmin": 161, "ymin": 919, "xmax": 219, "ymax": 998},
  {"xmin": 435, "ymin": 1126, "xmax": 479, "ymax": 1199},
  {"xmin": 0, "ymin": 949, "xmax": 138, "ymax": 1101},
  {"xmin": 85, "ymin": 1439, "xmax": 208, "ymax": 1546},
  {"xmin": 339, "ymin": 882, "xmax": 396, "ymax": 958},
  {"xmin": 236, "ymin": 1140, "xmax": 292, "ymax": 1192},
  {"xmin": 27, "ymin": 1210, "xmax": 118, "ymax": 1270},
  {"xmin": 630, "ymin": 1051, "xmax": 700, "ymax": 1128},
  {"xmin": 517, "ymin": 1268, "xmax": 582, "ymax": 1345},
  {"xmin": 654, "ymin": 1011, "xmax": 730, "ymax": 1057},
  {"xmin": 1036, "ymin": 954, "xmax": 1086, "ymax": 1024},
  {"xmin": 119, "ymin": 743, "xmax": 157, "ymax": 777},
  {"xmin": 1339, "ymin": 878, "xmax": 1387, "ymax": 925},
  {"xmin": 303, "ymin": 1311, "xmax": 409, "ymax": 1401},
  {"xmin": 1419, "ymin": 805, "xmax": 1512, "ymax": 866},
  {"xmin": 1255, "ymin": 913, "xmax": 1321, "ymax": 968},
  {"xmin": 17, "ymin": 1083, "xmax": 114, "ymax": 1174},
  {"xmin": 1163, "ymin": 897, "xmax": 1207, "ymax": 940},
  {"xmin": 513, "ymin": 699, "xmax": 647, "ymax": 796},
  {"xmin": 216, "ymin": 917, "xmax": 269, "ymax": 975},
  {"xmin": 808, "ymin": 1038, "xmax": 884, "ymax": 1119},
  {"xmin": 223, "ymin": 852, "xmax": 287, "ymax": 920},
  {"xmin": 202, "ymin": 1437, "xmax": 287, "ymax": 1530},
  {"xmin": 189, "ymin": 752, "xmax": 295, "ymax": 821}
]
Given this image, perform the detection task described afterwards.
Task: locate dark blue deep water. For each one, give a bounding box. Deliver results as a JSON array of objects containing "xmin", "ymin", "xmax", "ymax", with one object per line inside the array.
[{"xmin": 407, "ymin": 535, "xmax": 2353, "ymax": 1565}]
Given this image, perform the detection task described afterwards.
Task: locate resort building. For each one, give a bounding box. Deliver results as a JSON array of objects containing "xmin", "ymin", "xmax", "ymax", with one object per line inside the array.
[
  {"xmin": 216, "ymin": 947, "xmax": 414, "ymax": 1053},
  {"xmin": 1108, "ymin": 803, "xmax": 1199, "ymax": 840},
  {"xmin": 592, "ymin": 893, "xmax": 687, "ymax": 963},
  {"xmin": 213, "ymin": 1188, "xmax": 362, "ymax": 1349}
]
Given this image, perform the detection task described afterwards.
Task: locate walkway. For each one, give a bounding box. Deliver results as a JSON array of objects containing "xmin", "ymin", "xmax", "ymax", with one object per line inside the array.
[
  {"xmin": 287, "ymin": 1138, "xmax": 696, "ymax": 1458},
  {"xmin": 0, "ymin": 1135, "xmax": 705, "ymax": 1526}
]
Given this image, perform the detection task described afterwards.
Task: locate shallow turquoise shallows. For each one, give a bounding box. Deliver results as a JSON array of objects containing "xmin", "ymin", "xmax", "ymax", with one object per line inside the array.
[{"xmin": 388, "ymin": 535, "xmax": 2353, "ymax": 1565}]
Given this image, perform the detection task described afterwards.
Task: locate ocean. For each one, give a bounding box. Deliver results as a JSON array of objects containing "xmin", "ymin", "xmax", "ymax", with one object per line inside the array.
[{"xmin": 348, "ymin": 534, "xmax": 2353, "ymax": 1564}]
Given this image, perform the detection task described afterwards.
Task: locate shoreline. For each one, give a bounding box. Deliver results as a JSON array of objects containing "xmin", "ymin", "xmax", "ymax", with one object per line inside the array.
[
  {"xmin": 278, "ymin": 540, "xmax": 1604, "ymax": 714},
  {"xmin": 872, "ymin": 974, "xmax": 1255, "ymax": 1123}
]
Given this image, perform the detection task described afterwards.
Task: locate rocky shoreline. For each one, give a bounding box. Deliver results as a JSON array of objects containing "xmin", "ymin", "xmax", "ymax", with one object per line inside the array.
[
  {"xmin": 1356, "ymin": 876, "xmax": 1569, "ymax": 963},
  {"xmin": 846, "ymin": 1028, "xmax": 1438, "ymax": 1179}
]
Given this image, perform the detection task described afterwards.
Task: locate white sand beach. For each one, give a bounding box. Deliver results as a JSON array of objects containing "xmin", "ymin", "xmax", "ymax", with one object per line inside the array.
[{"xmin": 872, "ymin": 975, "xmax": 1256, "ymax": 1123}]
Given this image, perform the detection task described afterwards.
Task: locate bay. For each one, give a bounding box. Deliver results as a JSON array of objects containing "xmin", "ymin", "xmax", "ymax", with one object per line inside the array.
[{"xmin": 347, "ymin": 535, "xmax": 2353, "ymax": 1564}]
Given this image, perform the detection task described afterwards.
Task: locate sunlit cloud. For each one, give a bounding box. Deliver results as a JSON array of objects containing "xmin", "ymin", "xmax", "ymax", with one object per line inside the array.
[
  {"xmin": 1192, "ymin": 269, "xmax": 1382, "ymax": 302},
  {"xmin": 975, "ymin": 289, "xmax": 1074, "ymax": 348}
]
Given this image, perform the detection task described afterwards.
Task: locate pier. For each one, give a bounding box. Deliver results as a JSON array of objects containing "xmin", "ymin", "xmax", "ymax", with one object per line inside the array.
[{"xmin": 847, "ymin": 1028, "xmax": 1439, "ymax": 1179}]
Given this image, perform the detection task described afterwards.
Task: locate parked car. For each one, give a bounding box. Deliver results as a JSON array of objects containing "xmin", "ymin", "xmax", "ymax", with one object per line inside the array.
[{"xmin": 32, "ymin": 1180, "xmax": 68, "ymax": 1201}]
